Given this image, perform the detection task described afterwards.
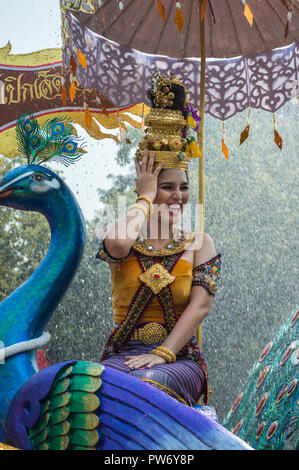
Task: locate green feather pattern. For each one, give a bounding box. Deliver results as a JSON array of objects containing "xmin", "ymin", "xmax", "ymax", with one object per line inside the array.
[
  {"xmin": 223, "ymin": 306, "xmax": 299, "ymax": 450},
  {"xmin": 28, "ymin": 362, "xmax": 103, "ymax": 450}
]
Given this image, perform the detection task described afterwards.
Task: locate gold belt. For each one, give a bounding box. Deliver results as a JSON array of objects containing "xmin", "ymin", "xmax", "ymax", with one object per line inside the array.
[{"xmin": 129, "ymin": 322, "xmax": 167, "ymax": 345}]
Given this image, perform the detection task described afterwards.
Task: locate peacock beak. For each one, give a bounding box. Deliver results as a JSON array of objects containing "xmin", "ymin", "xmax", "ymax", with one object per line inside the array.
[{"xmin": 0, "ymin": 188, "xmax": 14, "ymax": 198}]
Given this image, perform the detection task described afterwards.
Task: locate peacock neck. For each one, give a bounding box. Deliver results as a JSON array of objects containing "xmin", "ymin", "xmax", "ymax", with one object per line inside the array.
[
  {"xmin": 0, "ymin": 185, "xmax": 86, "ymax": 438},
  {"xmin": 0, "ymin": 187, "xmax": 86, "ymax": 344}
]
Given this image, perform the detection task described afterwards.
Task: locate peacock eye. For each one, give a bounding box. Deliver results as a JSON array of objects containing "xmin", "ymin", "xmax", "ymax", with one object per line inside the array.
[{"xmin": 32, "ymin": 174, "xmax": 45, "ymax": 184}]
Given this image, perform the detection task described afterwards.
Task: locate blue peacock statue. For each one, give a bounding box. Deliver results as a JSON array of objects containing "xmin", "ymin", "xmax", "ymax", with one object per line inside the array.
[{"xmin": 0, "ymin": 113, "xmax": 252, "ymax": 450}]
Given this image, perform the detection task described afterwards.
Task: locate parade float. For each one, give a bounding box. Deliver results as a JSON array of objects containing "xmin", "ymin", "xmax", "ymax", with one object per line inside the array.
[{"xmin": 0, "ymin": 0, "xmax": 298, "ymax": 450}]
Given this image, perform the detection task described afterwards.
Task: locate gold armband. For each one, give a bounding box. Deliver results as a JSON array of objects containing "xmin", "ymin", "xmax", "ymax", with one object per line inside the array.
[{"xmin": 151, "ymin": 346, "xmax": 176, "ymax": 363}]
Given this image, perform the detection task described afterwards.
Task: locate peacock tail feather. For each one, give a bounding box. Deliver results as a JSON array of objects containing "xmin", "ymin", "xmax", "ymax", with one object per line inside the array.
[
  {"xmin": 15, "ymin": 113, "xmax": 86, "ymax": 166},
  {"xmin": 16, "ymin": 113, "xmax": 40, "ymax": 162},
  {"xmin": 223, "ymin": 306, "xmax": 299, "ymax": 450},
  {"xmin": 27, "ymin": 362, "xmax": 103, "ymax": 451}
]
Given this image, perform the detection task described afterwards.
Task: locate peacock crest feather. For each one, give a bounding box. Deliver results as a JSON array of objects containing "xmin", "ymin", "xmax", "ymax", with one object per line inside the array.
[
  {"xmin": 16, "ymin": 113, "xmax": 86, "ymax": 166},
  {"xmin": 223, "ymin": 306, "xmax": 299, "ymax": 450}
]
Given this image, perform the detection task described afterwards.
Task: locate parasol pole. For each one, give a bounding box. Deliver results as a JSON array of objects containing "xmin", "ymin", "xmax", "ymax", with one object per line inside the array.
[{"xmin": 196, "ymin": 0, "xmax": 206, "ymax": 351}]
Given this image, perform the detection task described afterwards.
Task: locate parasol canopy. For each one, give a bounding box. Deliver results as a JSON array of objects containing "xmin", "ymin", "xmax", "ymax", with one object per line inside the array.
[
  {"xmin": 72, "ymin": 0, "xmax": 299, "ymax": 59},
  {"xmin": 61, "ymin": 0, "xmax": 299, "ymax": 121}
]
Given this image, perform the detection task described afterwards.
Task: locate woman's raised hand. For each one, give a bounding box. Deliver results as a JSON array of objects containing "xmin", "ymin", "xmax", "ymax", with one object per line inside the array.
[{"xmin": 134, "ymin": 150, "xmax": 163, "ymax": 202}]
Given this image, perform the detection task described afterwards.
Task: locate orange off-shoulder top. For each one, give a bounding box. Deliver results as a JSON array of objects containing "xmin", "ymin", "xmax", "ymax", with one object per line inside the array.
[{"xmin": 96, "ymin": 239, "xmax": 221, "ymax": 326}]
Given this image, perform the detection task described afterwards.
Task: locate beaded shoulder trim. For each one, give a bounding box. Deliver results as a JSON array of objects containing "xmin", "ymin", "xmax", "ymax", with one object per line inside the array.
[
  {"xmin": 96, "ymin": 239, "xmax": 132, "ymax": 264},
  {"xmin": 192, "ymin": 253, "xmax": 221, "ymax": 296}
]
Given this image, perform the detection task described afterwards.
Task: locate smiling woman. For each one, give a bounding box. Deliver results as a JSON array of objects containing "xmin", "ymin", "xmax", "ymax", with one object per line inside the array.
[
  {"xmin": 96, "ymin": 72, "xmax": 221, "ymax": 406},
  {"xmin": 154, "ymin": 169, "xmax": 190, "ymax": 225}
]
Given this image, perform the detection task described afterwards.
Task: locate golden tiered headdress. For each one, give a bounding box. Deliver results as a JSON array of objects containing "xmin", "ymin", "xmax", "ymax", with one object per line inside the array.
[{"xmin": 136, "ymin": 71, "xmax": 201, "ymax": 171}]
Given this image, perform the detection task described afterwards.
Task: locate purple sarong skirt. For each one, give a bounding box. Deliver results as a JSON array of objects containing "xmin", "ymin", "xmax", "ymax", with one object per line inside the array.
[{"xmin": 101, "ymin": 339, "xmax": 206, "ymax": 406}]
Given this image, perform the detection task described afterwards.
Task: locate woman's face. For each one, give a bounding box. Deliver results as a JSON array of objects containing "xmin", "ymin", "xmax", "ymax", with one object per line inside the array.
[{"xmin": 153, "ymin": 169, "xmax": 190, "ymax": 225}]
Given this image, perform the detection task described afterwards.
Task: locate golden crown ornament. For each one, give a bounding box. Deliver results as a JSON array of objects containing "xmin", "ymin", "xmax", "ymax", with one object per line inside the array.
[{"xmin": 136, "ymin": 71, "xmax": 202, "ymax": 171}]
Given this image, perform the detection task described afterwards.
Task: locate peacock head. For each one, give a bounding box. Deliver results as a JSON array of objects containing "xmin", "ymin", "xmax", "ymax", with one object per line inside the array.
[
  {"xmin": 0, "ymin": 165, "xmax": 67, "ymax": 212},
  {"xmin": 0, "ymin": 113, "xmax": 86, "ymax": 212}
]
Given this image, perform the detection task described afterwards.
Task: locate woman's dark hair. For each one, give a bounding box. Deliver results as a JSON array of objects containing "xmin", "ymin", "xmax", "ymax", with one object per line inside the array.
[{"xmin": 147, "ymin": 83, "xmax": 186, "ymax": 111}]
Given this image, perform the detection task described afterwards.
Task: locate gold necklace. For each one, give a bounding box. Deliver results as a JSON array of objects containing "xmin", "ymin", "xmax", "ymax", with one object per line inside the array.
[{"xmin": 133, "ymin": 228, "xmax": 195, "ymax": 256}]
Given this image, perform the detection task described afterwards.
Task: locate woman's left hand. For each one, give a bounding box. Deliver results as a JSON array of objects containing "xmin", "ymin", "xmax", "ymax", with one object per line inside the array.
[{"xmin": 125, "ymin": 354, "xmax": 166, "ymax": 369}]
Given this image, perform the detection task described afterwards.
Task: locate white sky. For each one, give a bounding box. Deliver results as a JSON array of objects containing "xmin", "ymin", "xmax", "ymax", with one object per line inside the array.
[{"xmin": 0, "ymin": 0, "xmax": 128, "ymax": 221}]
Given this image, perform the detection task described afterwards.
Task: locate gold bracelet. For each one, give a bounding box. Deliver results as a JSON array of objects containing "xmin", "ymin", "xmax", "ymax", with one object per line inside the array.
[
  {"xmin": 136, "ymin": 195, "xmax": 154, "ymax": 214},
  {"xmin": 129, "ymin": 203, "xmax": 149, "ymax": 220},
  {"xmin": 151, "ymin": 346, "xmax": 176, "ymax": 363},
  {"xmin": 156, "ymin": 346, "xmax": 176, "ymax": 363},
  {"xmin": 151, "ymin": 348, "xmax": 173, "ymax": 363}
]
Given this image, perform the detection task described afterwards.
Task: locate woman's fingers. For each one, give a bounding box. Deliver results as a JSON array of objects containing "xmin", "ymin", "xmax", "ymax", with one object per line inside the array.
[
  {"xmin": 141, "ymin": 152, "xmax": 148, "ymax": 173},
  {"xmin": 134, "ymin": 151, "xmax": 159, "ymax": 202},
  {"xmin": 124, "ymin": 353, "xmax": 166, "ymax": 370},
  {"xmin": 154, "ymin": 160, "xmax": 164, "ymax": 175},
  {"xmin": 125, "ymin": 358, "xmax": 146, "ymax": 366},
  {"xmin": 134, "ymin": 157, "xmax": 141, "ymax": 176},
  {"xmin": 141, "ymin": 151, "xmax": 157, "ymax": 174},
  {"xmin": 147, "ymin": 152, "xmax": 155, "ymax": 173},
  {"xmin": 125, "ymin": 355, "xmax": 136, "ymax": 361},
  {"xmin": 125, "ymin": 354, "xmax": 152, "ymax": 369},
  {"xmin": 146, "ymin": 361, "xmax": 157, "ymax": 368}
]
